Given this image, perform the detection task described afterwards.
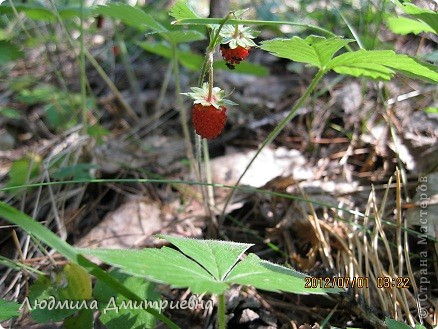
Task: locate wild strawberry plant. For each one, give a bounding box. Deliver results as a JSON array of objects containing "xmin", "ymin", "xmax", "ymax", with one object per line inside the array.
[{"xmin": 1, "ymin": 1, "xmax": 437, "ymax": 329}]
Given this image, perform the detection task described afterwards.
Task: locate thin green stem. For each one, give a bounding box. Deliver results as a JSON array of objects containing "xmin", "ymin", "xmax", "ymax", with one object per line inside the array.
[
  {"xmin": 174, "ymin": 18, "xmax": 336, "ymax": 38},
  {"xmin": 218, "ymin": 293, "xmax": 226, "ymax": 329},
  {"xmin": 207, "ymin": 52, "xmax": 214, "ymax": 101},
  {"xmin": 79, "ymin": 0, "xmax": 87, "ymax": 134},
  {"xmin": 209, "ymin": 13, "xmax": 233, "ymax": 49},
  {"xmin": 234, "ymin": 23, "xmax": 239, "ymax": 37},
  {"xmin": 219, "ymin": 69, "xmax": 326, "ymax": 226}
]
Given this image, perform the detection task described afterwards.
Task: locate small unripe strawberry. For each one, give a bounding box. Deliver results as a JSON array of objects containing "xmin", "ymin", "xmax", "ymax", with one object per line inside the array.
[
  {"xmin": 192, "ymin": 104, "xmax": 227, "ymax": 139},
  {"xmin": 182, "ymin": 83, "xmax": 237, "ymax": 139},
  {"xmin": 219, "ymin": 25, "xmax": 257, "ymax": 69}
]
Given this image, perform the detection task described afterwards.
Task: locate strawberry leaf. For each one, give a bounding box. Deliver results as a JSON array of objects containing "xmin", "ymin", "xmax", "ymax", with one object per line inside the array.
[
  {"xmin": 260, "ymin": 36, "xmax": 353, "ymax": 69},
  {"xmin": 78, "ymin": 235, "xmax": 342, "ymax": 296},
  {"xmin": 327, "ymin": 50, "xmax": 438, "ymax": 82}
]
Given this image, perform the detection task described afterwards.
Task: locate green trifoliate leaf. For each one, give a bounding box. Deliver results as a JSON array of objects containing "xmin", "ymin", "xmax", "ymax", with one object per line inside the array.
[{"xmin": 79, "ymin": 235, "xmax": 342, "ymax": 296}]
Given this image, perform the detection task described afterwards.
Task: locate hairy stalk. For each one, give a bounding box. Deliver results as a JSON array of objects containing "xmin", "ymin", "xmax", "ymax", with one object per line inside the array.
[
  {"xmin": 218, "ymin": 293, "xmax": 226, "ymax": 329},
  {"xmin": 172, "ymin": 42, "xmax": 199, "ymax": 179},
  {"xmin": 219, "ymin": 69, "xmax": 326, "ymax": 226},
  {"xmin": 203, "ymin": 53, "xmax": 217, "ymax": 226},
  {"xmin": 79, "ymin": 0, "xmax": 87, "ymax": 134}
]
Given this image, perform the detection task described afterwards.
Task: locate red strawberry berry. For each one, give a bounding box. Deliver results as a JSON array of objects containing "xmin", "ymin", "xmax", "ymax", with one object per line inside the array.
[
  {"xmin": 181, "ymin": 83, "xmax": 237, "ymax": 139},
  {"xmin": 192, "ymin": 104, "xmax": 227, "ymax": 139},
  {"xmin": 220, "ymin": 43, "xmax": 250, "ymax": 69},
  {"xmin": 219, "ymin": 25, "xmax": 257, "ymax": 69}
]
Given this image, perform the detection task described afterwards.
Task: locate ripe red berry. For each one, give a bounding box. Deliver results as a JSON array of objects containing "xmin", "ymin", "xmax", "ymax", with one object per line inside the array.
[
  {"xmin": 219, "ymin": 25, "xmax": 257, "ymax": 69},
  {"xmin": 182, "ymin": 83, "xmax": 236, "ymax": 139},
  {"xmin": 220, "ymin": 44, "xmax": 250, "ymax": 69},
  {"xmin": 192, "ymin": 104, "xmax": 227, "ymax": 140}
]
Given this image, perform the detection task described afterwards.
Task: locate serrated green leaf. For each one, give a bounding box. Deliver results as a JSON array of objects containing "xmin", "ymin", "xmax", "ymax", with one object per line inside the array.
[
  {"xmin": 169, "ymin": 0, "xmax": 199, "ymax": 20},
  {"xmin": 0, "ymin": 40, "xmax": 24, "ymax": 64},
  {"xmin": 79, "ymin": 247, "xmax": 228, "ymax": 294},
  {"xmin": 327, "ymin": 50, "xmax": 438, "ymax": 82},
  {"xmin": 94, "ymin": 269, "xmax": 158, "ymax": 329},
  {"xmin": 0, "ymin": 298, "xmax": 21, "ymax": 321},
  {"xmin": 386, "ymin": 16, "xmax": 434, "ymax": 35},
  {"xmin": 225, "ymin": 254, "xmax": 341, "ymax": 294},
  {"xmin": 159, "ymin": 234, "xmax": 252, "ymax": 280},
  {"xmin": 94, "ymin": 4, "xmax": 166, "ymax": 32},
  {"xmin": 79, "ymin": 236, "xmax": 341, "ymax": 296},
  {"xmin": 260, "ymin": 36, "xmax": 353, "ymax": 69}
]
